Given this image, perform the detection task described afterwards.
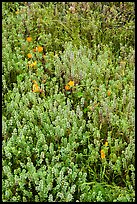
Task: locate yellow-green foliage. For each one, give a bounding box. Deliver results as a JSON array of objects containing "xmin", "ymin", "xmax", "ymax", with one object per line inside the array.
[{"xmin": 2, "ymin": 2, "xmax": 135, "ymax": 202}]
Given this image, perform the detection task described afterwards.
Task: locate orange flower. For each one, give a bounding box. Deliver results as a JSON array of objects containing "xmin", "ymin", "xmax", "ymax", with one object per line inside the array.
[
  {"xmin": 26, "ymin": 36, "xmax": 32, "ymax": 42},
  {"xmin": 65, "ymin": 85, "xmax": 70, "ymax": 91},
  {"xmin": 107, "ymin": 90, "xmax": 111, "ymax": 96},
  {"xmin": 68, "ymin": 80, "xmax": 74, "ymax": 87},
  {"xmin": 27, "ymin": 53, "xmax": 32, "ymax": 58},
  {"xmin": 37, "ymin": 46, "xmax": 43, "ymax": 52},
  {"xmin": 100, "ymin": 149, "xmax": 105, "ymax": 159}
]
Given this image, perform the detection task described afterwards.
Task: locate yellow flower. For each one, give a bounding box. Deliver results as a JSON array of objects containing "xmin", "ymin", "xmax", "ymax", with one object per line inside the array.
[
  {"xmin": 32, "ymin": 82, "xmax": 40, "ymax": 93},
  {"xmin": 65, "ymin": 85, "xmax": 70, "ymax": 91},
  {"xmin": 33, "ymin": 61, "xmax": 37, "ymax": 66},
  {"xmin": 68, "ymin": 80, "xmax": 74, "ymax": 87},
  {"xmin": 26, "ymin": 36, "xmax": 32, "ymax": 42},
  {"xmin": 27, "ymin": 53, "xmax": 32, "ymax": 58},
  {"xmin": 100, "ymin": 149, "xmax": 105, "ymax": 159},
  {"xmin": 15, "ymin": 11, "xmax": 19, "ymax": 14},
  {"xmin": 104, "ymin": 141, "xmax": 108, "ymax": 147},
  {"xmin": 37, "ymin": 46, "xmax": 43, "ymax": 52},
  {"xmin": 29, "ymin": 61, "xmax": 37, "ymax": 68}
]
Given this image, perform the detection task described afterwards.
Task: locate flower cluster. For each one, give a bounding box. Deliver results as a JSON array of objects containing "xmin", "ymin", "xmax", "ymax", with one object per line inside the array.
[
  {"xmin": 65, "ymin": 80, "xmax": 75, "ymax": 91},
  {"xmin": 26, "ymin": 37, "xmax": 43, "ymax": 61}
]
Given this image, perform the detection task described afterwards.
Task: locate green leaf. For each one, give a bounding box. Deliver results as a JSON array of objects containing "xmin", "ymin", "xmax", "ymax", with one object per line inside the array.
[
  {"xmin": 77, "ymin": 92, "xmax": 83, "ymax": 98},
  {"xmin": 83, "ymin": 108, "xmax": 88, "ymax": 113}
]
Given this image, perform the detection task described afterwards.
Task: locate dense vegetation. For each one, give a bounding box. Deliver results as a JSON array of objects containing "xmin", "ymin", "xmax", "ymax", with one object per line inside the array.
[{"xmin": 2, "ymin": 2, "xmax": 135, "ymax": 202}]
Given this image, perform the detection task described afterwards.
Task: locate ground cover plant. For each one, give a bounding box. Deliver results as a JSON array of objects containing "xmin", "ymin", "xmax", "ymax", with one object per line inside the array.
[{"xmin": 2, "ymin": 2, "xmax": 135, "ymax": 202}]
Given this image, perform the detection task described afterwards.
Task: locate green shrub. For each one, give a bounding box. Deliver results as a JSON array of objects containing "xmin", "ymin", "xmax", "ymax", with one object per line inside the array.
[{"xmin": 2, "ymin": 2, "xmax": 135, "ymax": 202}]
